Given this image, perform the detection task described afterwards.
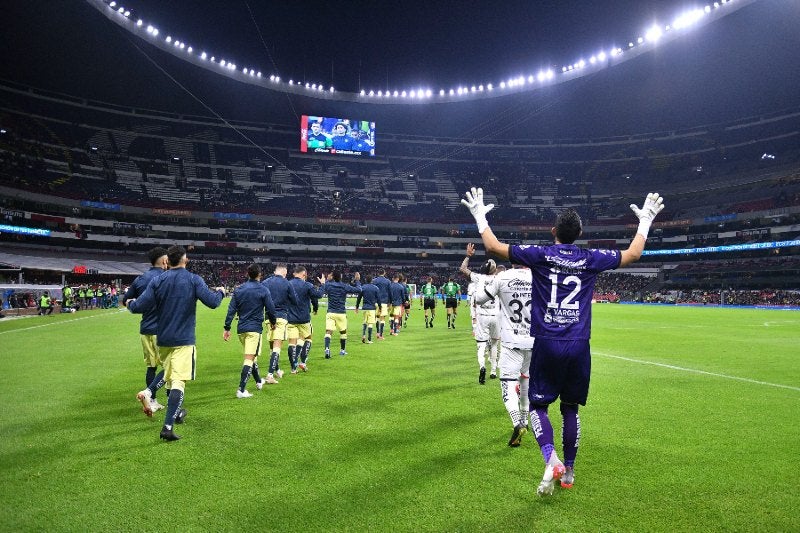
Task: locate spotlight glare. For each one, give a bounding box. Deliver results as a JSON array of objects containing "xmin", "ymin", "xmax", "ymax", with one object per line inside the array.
[
  {"xmin": 449, "ymin": 89, "xmax": 455, "ymax": 95},
  {"xmin": 152, "ymin": 29, "xmax": 158, "ymax": 36},
  {"xmin": 109, "ymin": 1, "xmax": 116, "ymax": 6},
  {"xmin": 401, "ymin": 91, "xmax": 407, "ymax": 97},
  {"xmin": 329, "ymin": 86, "xmax": 334, "ymax": 92},
  {"xmin": 187, "ymin": 46, "xmax": 192, "ymax": 53},
  {"xmin": 179, "ymin": 43, "xmax": 185, "ymax": 49},
  {"xmin": 426, "ymin": 89, "xmax": 432, "ymax": 97},
  {"xmin": 645, "ymin": 25, "xmax": 663, "ymax": 42},
  {"xmin": 410, "ymin": 90, "xmax": 416, "ymax": 98},
  {"xmin": 136, "ymin": 19, "xmax": 142, "ymax": 26},
  {"xmin": 440, "ymin": 89, "xmax": 445, "ymax": 96},
  {"xmin": 704, "ymin": 5, "xmax": 711, "ymax": 13},
  {"xmin": 478, "ymin": 85, "xmax": 483, "ymax": 91},
  {"xmin": 377, "ymin": 90, "xmax": 382, "ymax": 97},
  {"xmin": 393, "ymin": 90, "xmax": 399, "ymax": 97},
  {"xmin": 360, "ymin": 89, "xmax": 365, "ymax": 96},
  {"xmin": 124, "ymin": 10, "xmax": 130, "ymax": 17},
  {"xmin": 166, "ymin": 36, "xmax": 172, "ymax": 43},
  {"xmin": 487, "ymin": 84, "xmax": 493, "ymax": 90},
  {"xmin": 369, "ymin": 90, "xmax": 374, "ymax": 96},
  {"xmin": 527, "ymin": 75, "xmax": 534, "ymax": 83},
  {"xmin": 500, "ymin": 81, "xmax": 506, "ymax": 88},
  {"xmin": 117, "ymin": 7, "xmax": 124, "ymax": 13},
  {"xmin": 257, "ymin": 72, "xmax": 261, "ymax": 77},
  {"xmin": 471, "ymin": 86, "xmax": 476, "ymax": 92},
  {"xmin": 598, "ymin": 51, "xmax": 606, "ymax": 61},
  {"xmin": 275, "ymin": 76, "xmax": 280, "ymax": 82},
  {"xmin": 562, "ymin": 66, "xmax": 567, "ymax": 72}
]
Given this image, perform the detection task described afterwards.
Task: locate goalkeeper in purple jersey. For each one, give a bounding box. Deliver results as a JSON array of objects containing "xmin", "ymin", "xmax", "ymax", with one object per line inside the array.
[{"xmin": 462, "ymin": 187, "xmax": 664, "ymax": 496}]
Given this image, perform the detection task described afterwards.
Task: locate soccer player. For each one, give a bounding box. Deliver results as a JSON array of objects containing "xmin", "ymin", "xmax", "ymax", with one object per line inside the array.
[
  {"xmin": 440, "ymin": 277, "xmax": 461, "ymax": 329},
  {"xmin": 223, "ymin": 264, "xmax": 277, "ymax": 398},
  {"xmin": 123, "ymin": 246, "xmax": 168, "ymax": 415},
  {"xmin": 372, "ymin": 269, "xmax": 391, "ymax": 340},
  {"xmin": 322, "ymin": 271, "xmax": 361, "ymax": 357},
  {"xmin": 462, "ymin": 187, "xmax": 664, "ymax": 495},
  {"xmin": 420, "ymin": 277, "xmax": 438, "ymax": 328},
  {"xmin": 287, "ymin": 266, "xmax": 325, "ymax": 372},
  {"xmin": 460, "ymin": 244, "xmax": 500, "ymax": 384},
  {"xmin": 127, "ymin": 245, "xmax": 225, "ymax": 442},
  {"xmin": 388, "ymin": 274, "xmax": 406, "ymax": 336},
  {"xmin": 355, "ymin": 274, "xmax": 381, "ymax": 344},
  {"xmin": 400, "ymin": 274, "xmax": 412, "ymax": 327},
  {"xmin": 474, "ymin": 264, "xmax": 534, "ymax": 448},
  {"xmin": 262, "ymin": 263, "xmax": 299, "ymax": 384}
]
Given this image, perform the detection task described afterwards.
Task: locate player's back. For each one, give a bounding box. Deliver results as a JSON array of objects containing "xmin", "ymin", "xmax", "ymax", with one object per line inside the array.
[{"xmin": 487, "ymin": 268, "xmax": 534, "ymax": 349}]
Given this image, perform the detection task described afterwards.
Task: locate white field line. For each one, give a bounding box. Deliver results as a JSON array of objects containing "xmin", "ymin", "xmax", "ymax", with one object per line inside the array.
[
  {"xmin": 594, "ymin": 351, "xmax": 800, "ymax": 392},
  {"xmin": 0, "ymin": 310, "xmax": 125, "ymax": 336}
]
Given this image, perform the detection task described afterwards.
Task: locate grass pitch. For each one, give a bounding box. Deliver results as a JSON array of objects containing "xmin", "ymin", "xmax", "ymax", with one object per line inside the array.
[{"xmin": 1, "ymin": 302, "xmax": 798, "ymax": 532}]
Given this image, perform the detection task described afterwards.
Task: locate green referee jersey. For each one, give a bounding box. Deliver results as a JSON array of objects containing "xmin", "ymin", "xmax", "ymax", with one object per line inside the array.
[
  {"xmin": 421, "ymin": 283, "xmax": 437, "ymax": 298},
  {"xmin": 441, "ymin": 281, "xmax": 460, "ymax": 297}
]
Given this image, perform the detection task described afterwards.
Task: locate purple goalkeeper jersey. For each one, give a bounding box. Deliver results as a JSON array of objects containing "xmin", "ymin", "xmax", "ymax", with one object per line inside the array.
[{"xmin": 509, "ymin": 243, "xmax": 621, "ymax": 340}]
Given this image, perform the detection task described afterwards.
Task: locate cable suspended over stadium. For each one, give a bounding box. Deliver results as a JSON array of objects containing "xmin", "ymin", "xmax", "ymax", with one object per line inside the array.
[{"xmin": 87, "ymin": 0, "xmax": 757, "ymax": 104}]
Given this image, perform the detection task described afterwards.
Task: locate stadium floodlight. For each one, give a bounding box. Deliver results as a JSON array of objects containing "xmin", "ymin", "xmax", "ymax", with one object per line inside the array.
[
  {"xmin": 426, "ymin": 89, "xmax": 432, "ymax": 97},
  {"xmin": 393, "ymin": 90, "xmax": 399, "ymax": 97},
  {"xmin": 311, "ymin": 83, "xmax": 317, "ymax": 89},
  {"xmin": 410, "ymin": 90, "xmax": 416, "ymax": 98},
  {"xmin": 590, "ymin": 56, "xmax": 597, "ymax": 64},
  {"xmin": 317, "ymin": 85, "xmax": 323, "ymax": 91},
  {"xmin": 124, "ymin": 10, "xmax": 130, "ymax": 17},
  {"xmin": 117, "ymin": 7, "xmax": 124, "ymax": 14},
  {"xmin": 306, "ymin": 82, "xmax": 311, "ymax": 88},
  {"xmin": 220, "ymin": 60, "xmax": 226, "ymax": 66},
  {"xmin": 673, "ymin": 9, "xmax": 705, "ymax": 29},
  {"xmin": 471, "ymin": 85, "xmax": 477, "ymax": 92},
  {"xmin": 250, "ymin": 69, "xmax": 255, "ymax": 76},
  {"xmin": 368, "ymin": 90, "xmax": 374, "ymax": 96},
  {"xmin": 201, "ymin": 51, "xmax": 209, "ymax": 60},
  {"xmin": 449, "ymin": 88, "xmax": 455, "ymax": 95},
  {"xmin": 598, "ymin": 51, "xmax": 607, "ymax": 61},
  {"xmin": 439, "ymin": 89, "xmax": 445, "ymax": 96},
  {"xmin": 269, "ymin": 74, "xmax": 275, "ymax": 81},
  {"xmin": 527, "ymin": 75, "xmax": 534, "ymax": 83},
  {"xmin": 401, "ymin": 90, "xmax": 407, "ymax": 97},
  {"xmin": 578, "ymin": 59, "xmax": 586, "ymax": 68},
  {"xmin": 146, "ymin": 25, "xmax": 153, "ymax": 33},
  {"xmin": 377, "ymin": 90, "xmax": 382, "ymax": 97},
  {"xmin": 187, "ymin": 46, "xmax": 192, "ymax": 53},
  {"xmin": 629, "ymin": 41, "xmax": 634, "ymax": 47},
  {"xmin": 257, "ymin": 71, "xmax": 261, "ymax": 77},
  {"xmin": 360, "ymin": 89, "xmax": 365, "ymax": 96},
  {"xmin": 166, "ymin": 36, "xmax": 172, "ymax": 43},
  {"xmin": 499, "ymin": 81, "xmax": 506, "ymax": 88},
  {"xmin": 705, "ymin": 5, "xmax": 711, "ymax": 13},
  {"xmin": 229, "ymin": 63, "xmax": 236, "ymax": 70},
  {"xmin": 478, "ymin": 85, "xmax": 483, "ymax": 91},
  {"xmin": 637, "ymin": 36, "xmax": 644, "ymax": 44},
  {"xmin": 179, "ymin": 43, "xmax": 185, "ymax": 49},
  {"xmin": 562, "ymin": 66, "xmax": 568, "ymax": 72},
  {"xmin": 714, "ymin": 2, "xmax": 720, "ymax": 8},
  {"xmin": 109, "ymin": 1, "xmax": 116, "ymax": 6},
  {"xmin": 210, "ymin": 56, "xmax": 215, "ymax": 61},
  {"xmin": 457, "ymin": 87, "xmax": 463, "ymax": 95},
  {"xmin": 329, "ymin": 86, "xmax": 334, "ymax": 92},
  {"xmin": 136, "ymin": 19, "xmax": 142, "ymax": 26},
  {"xmin": 646, "ymin": 25, "xmax": 663, "ymax": 42},
  {"xmin": 152, "ymin": 29, "xmax": 158, "ymax": 36},
  {"xmin": 275, "ymin": 76, "xmax": 280, "ymax": 82}
]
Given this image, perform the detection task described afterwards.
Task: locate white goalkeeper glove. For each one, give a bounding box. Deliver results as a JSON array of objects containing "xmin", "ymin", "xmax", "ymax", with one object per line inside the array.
[
  {"xmin": 630, "ymin": 192, "xmax": 665, "ymax": 239},
  {"xmin": 460, "ymin": 187, "xmax": 495, "ymax": 234}
]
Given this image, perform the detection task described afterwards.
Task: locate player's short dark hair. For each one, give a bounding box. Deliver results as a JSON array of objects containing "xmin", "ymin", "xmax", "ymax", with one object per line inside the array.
[
  {"xmin": 293, "ymin": 265, "xmax": 306, "ymax": 275},
  {"xmin": 365, "ymin": 274, "xmax": 373, "ymax": 283},
  {"xmin": 332, "ymin": 271, "xmax": 342, "ymax": 282},
  {"xmin": 275, "ymin": 263, "xmax": 287, "ymax": 271},
  {"xmin": 392, "ymin": 273, "xmax": 400, "ymax": 281},
  {"xmin": 247, "ymin": 264, "xmax": 261, "ymax": 280},
  {"xmin": 378, "ymin": 268, "xmax": 386, "ymax": 276},
  {"xmin": 481, "ymin": 259, "xmax": 497, "ymax": 275},
  {"xmin": 166, "ymin": 245, "xmax": 186, "ymax": 267},
  {"xmin": 555, "ymin": 208, "xmax": 582, "ymax": 244},
  {"xmin": 148, "ymin": 246, "xmax": 168, "ymax": 266}
]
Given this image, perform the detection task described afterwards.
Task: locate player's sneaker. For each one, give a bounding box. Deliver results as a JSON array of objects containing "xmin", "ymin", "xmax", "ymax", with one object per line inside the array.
[
  {"xmin": 325, "ymin": 348, "xmax": 331, "ymax": 359},
  {"xmin": 339, "ymin": 350, "xmax": 347, "ymax": 356},
  {"xmin": 174, "ymin": 408, "xmax": 187, "ymax": 424},
  {"xmin": 290, "ymin": 369, "xmax": 298, "ymax": 374},
  {"xmin": 265, "ymin": 375, "xmax": 279, "ymax": 385},
  {"xmin": 149, "ymin": 399, "xmax": 165, "ymax": 413},
  {"xmin": 537, "ymin": 462, "xmax": 566, "ymax": 497},
  {"xmin": 160, "ymin": 427, "xmax": 181, "ymax": 441},
  {"xmin": 479, "ymin": 367, "xmax": 486, "ymax": 385},
  {"xmin": 136, "ymin": 388, "xmax": 153, "ymax": 417},
  {"xmin": 299, "ymin": 363, "xmax": 307, "ymax": 372},
  {"xmin": 236, "ymin": 389, "xmax": 253, "ymax": 398},
  {"xmin": 276, "ymin": 369, "xmax": 284, "ymax": 379},
  {"xmin": 256, "ymin": 378, "xmax": 266, "ymax": 390},
  {"xmin": 508, "ymin": 424, "xmax": 527, "ymax": 447},
  {"xmin": 377, "ymin": 335, "xmax": 384, "ymax": 341},
  {"xmin": 560, "ymin": 467, "xmax": 574, "ymax": 489},
  {"xmin": 366, "ymin": 340, "xmax": 373, "ymax": 344}
]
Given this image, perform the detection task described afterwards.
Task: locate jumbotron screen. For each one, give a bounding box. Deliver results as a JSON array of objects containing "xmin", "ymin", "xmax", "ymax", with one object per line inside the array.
[{"xmin": 301, "ymin": 115, "xmax": 376, "ymax": 157}]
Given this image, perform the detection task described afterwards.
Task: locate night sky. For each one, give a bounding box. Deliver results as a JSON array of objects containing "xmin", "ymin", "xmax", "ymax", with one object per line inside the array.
[{"xmin": 2, "ymin": 0, "xmax": 800, "ymax": 138}]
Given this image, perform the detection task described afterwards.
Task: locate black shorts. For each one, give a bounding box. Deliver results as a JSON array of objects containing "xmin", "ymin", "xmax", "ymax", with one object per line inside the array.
[
  {"xmin": 445, "ymin": 297, "xmax": 458, "ymax": 309},
  {"xmin": 423, "ymin": 298, "xmax": 436, "ymax": 310}
]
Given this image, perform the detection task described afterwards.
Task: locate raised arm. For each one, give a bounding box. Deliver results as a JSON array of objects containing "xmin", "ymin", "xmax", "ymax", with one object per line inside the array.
[
  {"xmin": 459, "ymin": 243, "xmax": 475, "ymax": 276},
  {"xmin": 620, "ymin": 193, "xmax": 665, "ymax": 268},
  {"xmin": 460, "ymin": 188, "xmax": 510, "ymax": 260}
]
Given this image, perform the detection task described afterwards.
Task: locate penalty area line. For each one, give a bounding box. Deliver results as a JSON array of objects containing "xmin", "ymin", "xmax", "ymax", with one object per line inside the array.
[
  {"xmin": 594, "ymin": 351, "xmax": 800, "ymax": 393},
  {"xmin": 0, "ymin": 311, "xmax": 124, "ymax": 336}
]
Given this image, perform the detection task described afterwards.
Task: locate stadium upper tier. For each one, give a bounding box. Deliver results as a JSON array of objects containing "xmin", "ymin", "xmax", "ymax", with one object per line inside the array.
[{"xmin": 1, "ymin": 82, "xmax": 799, "ymax": 228}]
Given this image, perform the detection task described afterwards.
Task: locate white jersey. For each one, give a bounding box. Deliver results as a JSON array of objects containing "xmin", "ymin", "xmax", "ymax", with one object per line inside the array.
[
  {"xmin": 467, "ymin": 281, "xmax": 477, "ymax": 319},
  {"xmin": 475, "ymin": 268, "xmax": 534, "ymax": 349},
  {"xmin": 470, "ymin": 272, "xmax": 498, "ymax": 317}
]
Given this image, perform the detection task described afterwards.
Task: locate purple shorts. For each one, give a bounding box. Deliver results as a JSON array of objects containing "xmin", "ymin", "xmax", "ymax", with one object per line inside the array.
[{"xmin": 528, "ymin": 337, "xmax": 591, "ymax": 406}]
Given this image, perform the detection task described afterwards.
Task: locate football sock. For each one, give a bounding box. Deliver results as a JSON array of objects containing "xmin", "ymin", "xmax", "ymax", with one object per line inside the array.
[
  {"xmin": 340, "ymin": 338, "xmax": 346, "ymax": 351},
  {"xmin": 268, "ymin": 351, "xmax": 279, "ymax": 374},
  {"xmin": 251, "ymin": 360, "xmax": 262, "ymax": 383},
  {"xmin": 324, "ymin": 336, "xmax": 331, "ymax": 351},
  {"xmin": 560, "ymin": 403, "xmax": 580, "ymax": 468},
  {"xmin": 519, "ymin": 374, "xmax": 530, "ymax": 414},
  {"xmin": 146, "ymin": 366, "xmax": 157, "ymax": 390},
  {"xmin": 163, "ymin": 389, "xmax": 184, "ymax": 429},
  {"xmin": 476, "ymin": 342, "xmax": 487, "ymax": 368},
  {"xmin": 300, "ymin": 340, "xmax": 311, "ymax": 363},
  {"xmin": 501, "ymin": 378, "xmax": 524, "ymax": 426},
  {"xmin": 489, "ymin": 341, "xmax": 499, "ymax": 373},
  {"xmin": 531, "ymin": 406, "xmax": 556, "ymax": 465},
  {"xmin": 389, "ymin": 318, "xmax": 395, "ymax": 333},
  {"xmin": 367, "ymin": 326, "xmax": 373, "ymax": 341},
  {"xmin": 148, "ymin": 369, "xmax": 165, "ymax": 397},
  {"xmin": 362, "ymin": 323, "xmax": 367, "ymax": 337},
  {"xmin": 287, "ymin": 345, "xmax": 296, "ymax": 370},
  {"xmin": 239, "ymin": 362, "xmax": 253, "ymax": 392}
]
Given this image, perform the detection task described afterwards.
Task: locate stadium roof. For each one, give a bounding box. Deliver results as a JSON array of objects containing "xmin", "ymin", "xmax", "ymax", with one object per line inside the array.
[{"xmin": 1, "ymin": 0, "xmax": 800, "ymax": 139}]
